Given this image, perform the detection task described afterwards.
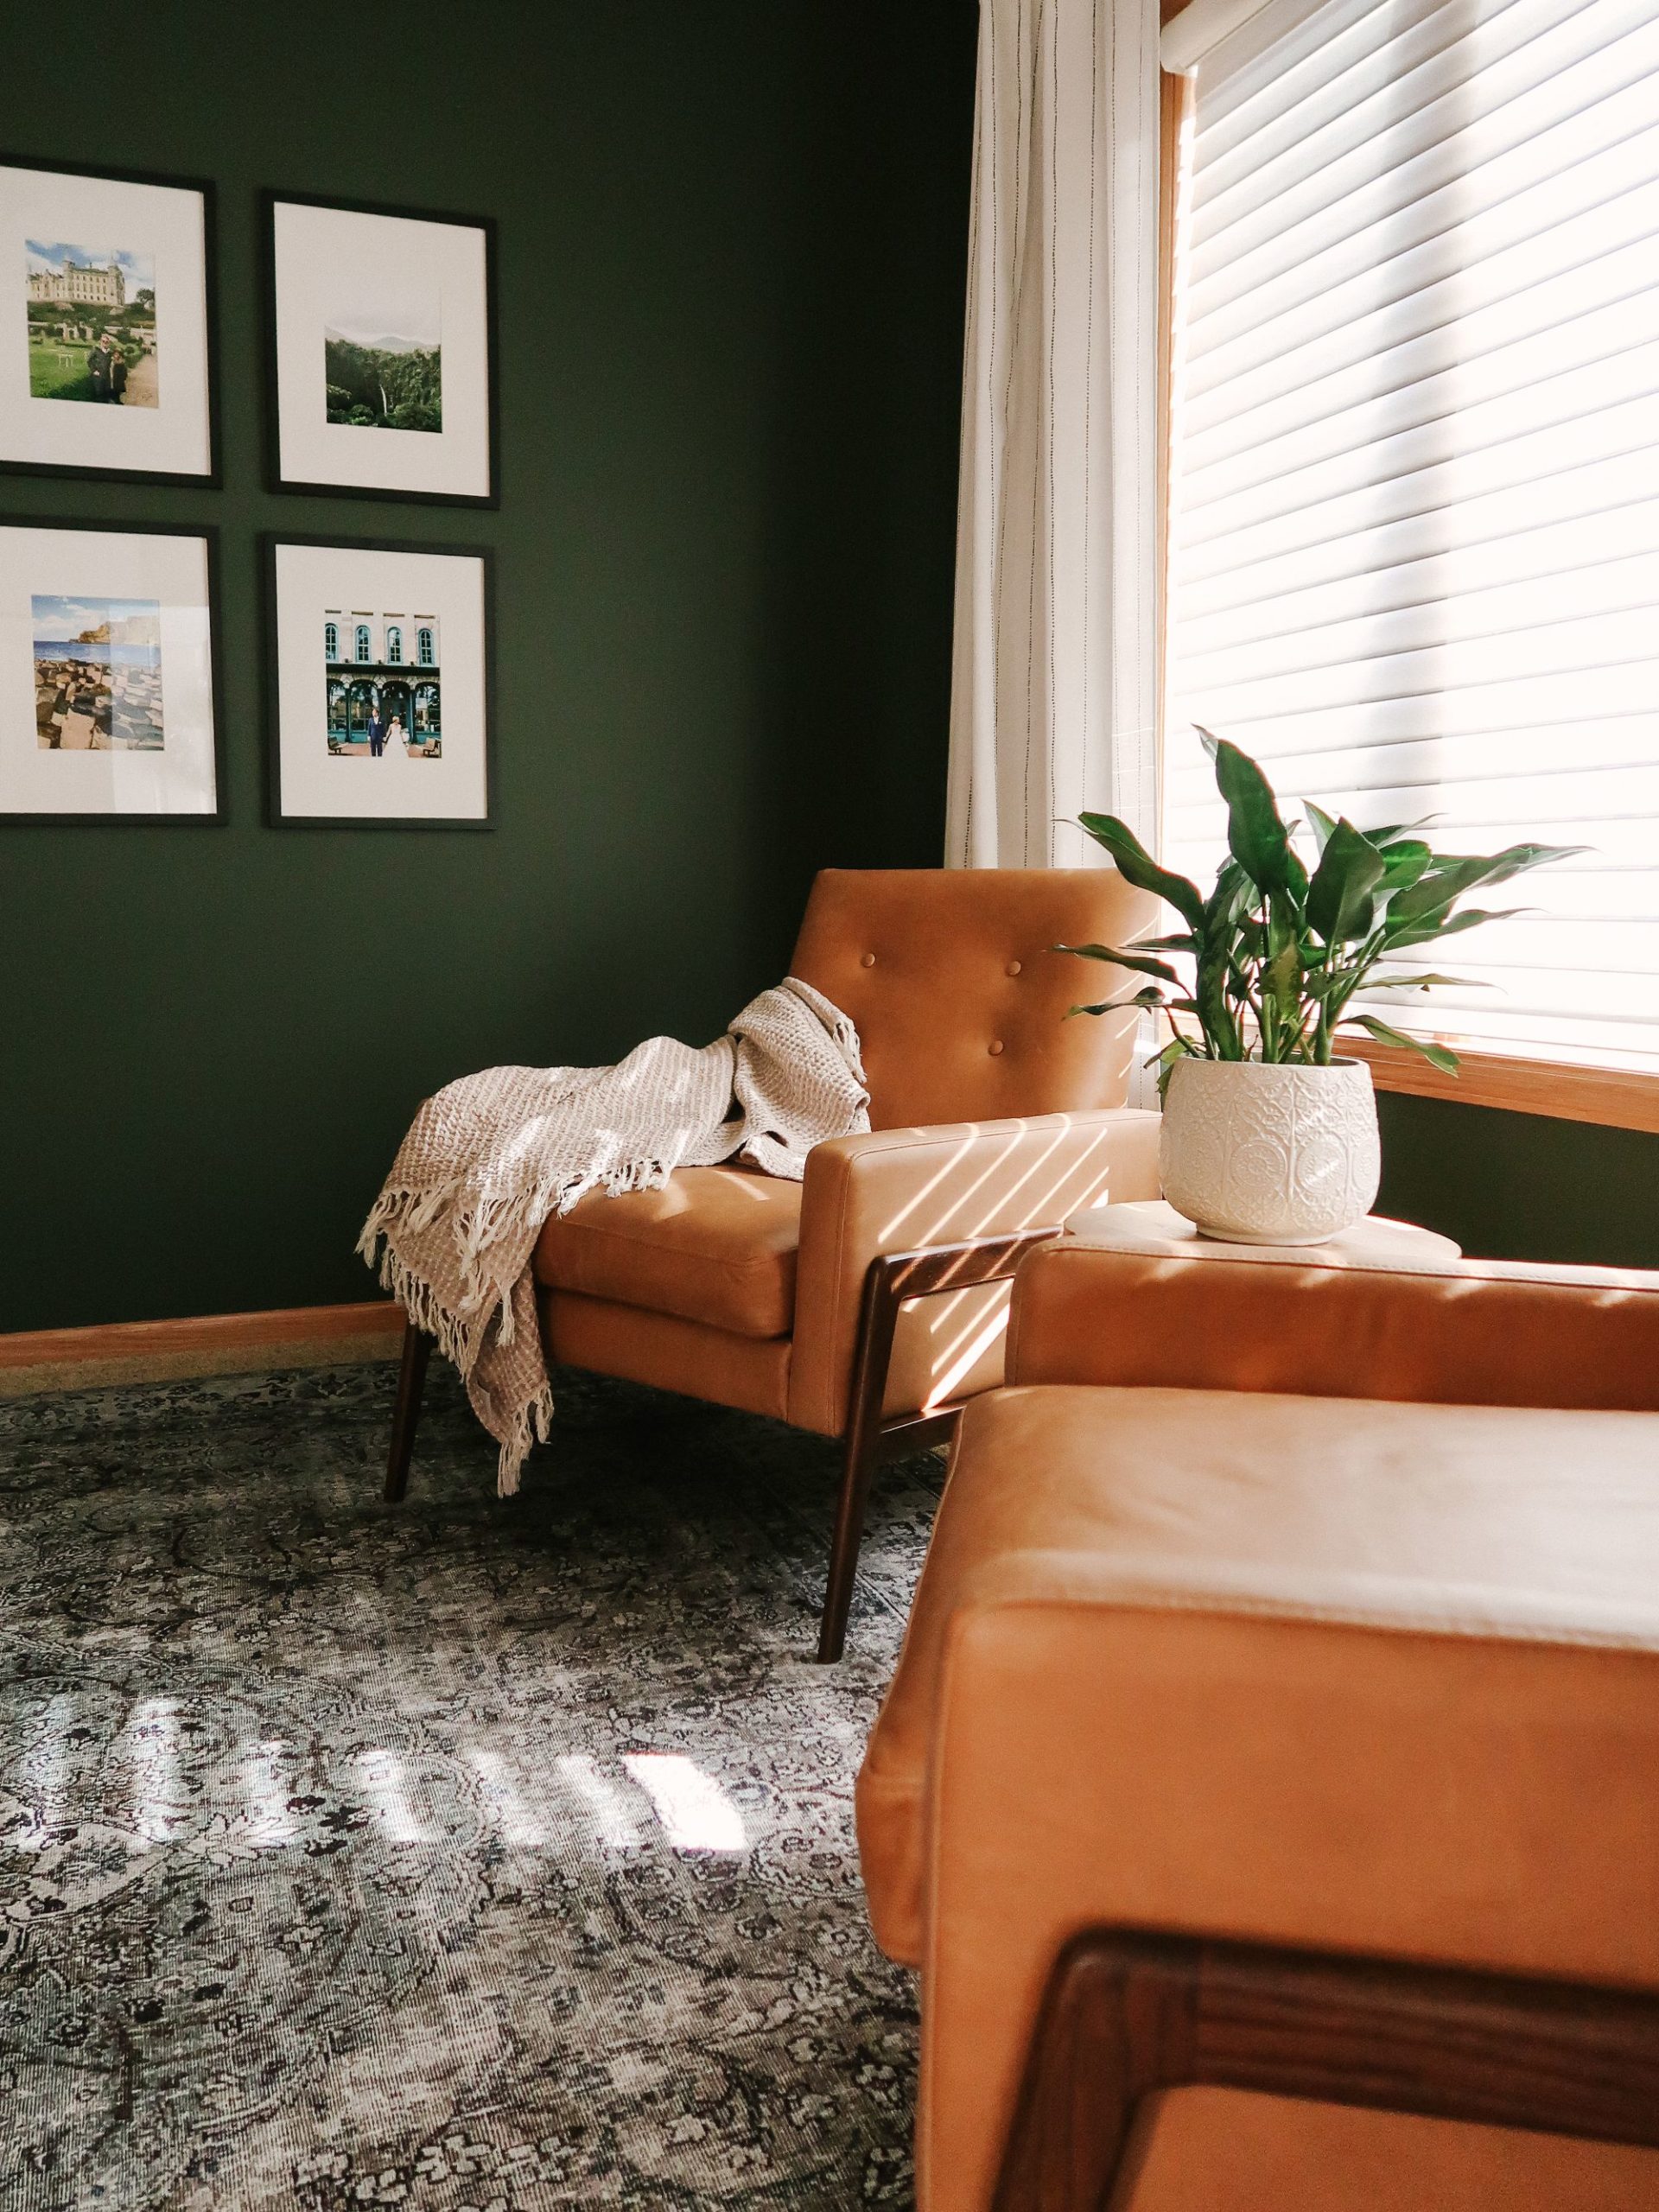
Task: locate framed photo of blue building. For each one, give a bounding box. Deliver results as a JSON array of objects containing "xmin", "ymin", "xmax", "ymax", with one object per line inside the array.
[
  {"xmin": 0, "ymin": 156, "xmax": 219, "ymax": 486},
  {"xmin": 263, "ymin": 194, "xmax": 497, "ymax": 507},
  {"xmin": 264, "ymin": 536, "xmax": 492, "ymax": 827}
]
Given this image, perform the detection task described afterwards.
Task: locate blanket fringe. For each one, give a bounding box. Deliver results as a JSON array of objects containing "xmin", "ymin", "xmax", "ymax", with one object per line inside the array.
[{"xmin": 358, "ymin": 982, "xmax": 868, "ymax": 1501}]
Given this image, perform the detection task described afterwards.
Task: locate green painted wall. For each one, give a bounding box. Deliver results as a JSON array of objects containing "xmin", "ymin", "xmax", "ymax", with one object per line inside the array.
[
  {"xmin": 1376, "ymin": 1094, "xmax": 1659, "ymax": 1269},
  {"xmin": 0, "ymin": 0, "xmax": 979, "ymax": 1332},
  {"xmin": 3, "ymin": 1, "xmax": 1650, "ymax": 1335}
]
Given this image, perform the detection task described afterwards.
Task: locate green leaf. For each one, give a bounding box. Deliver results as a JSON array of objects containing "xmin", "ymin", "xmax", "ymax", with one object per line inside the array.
[
  {"xmin": 1147, "ymin": 1032, "xmax": 1204, "ymax": 1098},
  {"xmin": 1065, "ymin": 986, "xmax": 1171, "ymax": 1019},
  {"xmin": 1053, "ymin": 942, "xmax": 1180, "ymax": 983},
  {"xmin": 1388, "ymin": 843, "xmax": 1585, "ymax": 931},
  {"xmin": 1306, "ymin": 817, "xmax": 1388, "ymax": 944},
  {"xmin": 1135, "ymin": 933, "xmax": 1199, "ymax": 953},
  {"xmin": 1198, "ymin": 729, "xmax": 1307, "ymax": 898},
  {"xmin": 1305, "ymin": 801, "xmax": 1339, "ymax": 855},
  {"xmin": 1383, "ymin": 904, "xmax": 1528, "ymax": 951},
  {"xmin": 1145, "ymin": 1036, "xmax": 1201, "ymax": 1077},
  {"xmin": 1363, "ymin": 972, "xmax": 1491, "ymax": 992},
  {"xmin": 1376, "ymin": 840, "xmax": 1433, "ymax": 895},
  {"xmin": 1077, "ymin": 812, "xmax": 1206, "ymax": 931},
  {"xmin": 1347, "ymin": 1014, "xmax": 1462, "ymax": 1075}
]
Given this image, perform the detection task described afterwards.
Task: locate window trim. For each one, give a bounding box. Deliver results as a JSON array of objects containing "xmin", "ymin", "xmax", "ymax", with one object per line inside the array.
[{"xmin": 1335, "ymin": 1034, "xmax": 1659, "ymax": 1135}]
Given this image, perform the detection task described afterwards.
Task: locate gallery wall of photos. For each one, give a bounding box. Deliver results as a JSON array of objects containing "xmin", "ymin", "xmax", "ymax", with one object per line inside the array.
[{"xmin": 0, "ymin": 156, "xmax": 498, "ymax": 828}]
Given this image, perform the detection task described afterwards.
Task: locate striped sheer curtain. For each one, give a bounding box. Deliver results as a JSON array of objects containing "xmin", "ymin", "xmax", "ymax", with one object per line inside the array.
[
  {"xmin": 946, "ymin": 0, "xmax": 1163, "ymax": 868},
  {"xmin": 1164, "ymin": 0, "xmax": 1659, "ymax": 1073}
]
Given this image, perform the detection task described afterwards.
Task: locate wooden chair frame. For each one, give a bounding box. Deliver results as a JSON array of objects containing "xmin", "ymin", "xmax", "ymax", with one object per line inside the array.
[
  {"xmin": 382, "ymin": 1225, "xmax": 1064, "ymax": 1662},
  {"xmin": 993, "ymin": 1929, "xmax": 1659, "ymax": 2210}
]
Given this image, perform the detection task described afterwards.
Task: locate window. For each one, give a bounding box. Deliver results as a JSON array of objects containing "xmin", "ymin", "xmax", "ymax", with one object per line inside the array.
[
  {"xmin": 355, "ymin": 624, "xmax": 372, "ymax": 664},
  {"xmin": 1163, "ymin": 0, "xmax": 1659, "ymax": 1077},
  {"xmin": 324, "ymin": 621, "xmax": 339, "ymax": 662},
  {"xmin": 416, "ymin": 626, "xmax": 435, "ymax": 667},
  {"xmin": 385, "ymin": 625, "xmax": 403, "ymax": 664}
]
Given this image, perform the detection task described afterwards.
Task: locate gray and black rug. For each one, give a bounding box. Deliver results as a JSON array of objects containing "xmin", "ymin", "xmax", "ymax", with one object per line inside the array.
[{"xmin": 0, "ymin": 1361, "xmax": 944, "ymax": 2210}]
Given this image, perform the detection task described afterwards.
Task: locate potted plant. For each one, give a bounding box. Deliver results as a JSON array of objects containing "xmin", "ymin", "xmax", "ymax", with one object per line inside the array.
[{"xmin": 1062, "ymin": 733, "xmax": 1580, "ymax": 1245}]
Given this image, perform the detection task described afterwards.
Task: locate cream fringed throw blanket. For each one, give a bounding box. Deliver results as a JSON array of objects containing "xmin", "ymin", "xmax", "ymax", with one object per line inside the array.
[{"xmin": 358, "ymin": 979, "xmax": 869, "ymax": 1495}]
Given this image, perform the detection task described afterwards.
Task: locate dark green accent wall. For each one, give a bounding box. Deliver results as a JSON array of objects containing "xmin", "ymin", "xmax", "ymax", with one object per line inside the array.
[
  {"xmin": 0, "ymin": 1, "xmax": 980, "ymax": 1332},
  {"xmin": 3, "ymin": 2, "xmax": 1650, "ymax": 1335},
  {"xmin": 1376, "ymin": 1095, "xmax": 1659, "ymax": 1269}
]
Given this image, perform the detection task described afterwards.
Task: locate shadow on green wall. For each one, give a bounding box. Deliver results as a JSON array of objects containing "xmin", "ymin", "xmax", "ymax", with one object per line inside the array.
[{"xmin": 1377, "ymin": 1092, "xmax": 1659, "ymax": 1268}]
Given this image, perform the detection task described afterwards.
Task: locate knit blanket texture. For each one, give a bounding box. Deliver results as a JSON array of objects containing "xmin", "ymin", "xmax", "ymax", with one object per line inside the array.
[{"xmin": 358, "ymin": 979, "xmax": 869, "ymax": 1492}]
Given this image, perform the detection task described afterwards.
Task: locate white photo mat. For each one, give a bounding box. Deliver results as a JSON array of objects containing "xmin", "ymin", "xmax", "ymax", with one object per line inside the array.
[
  {"xmin": 268, "ymin": 199, "xmax": 493, "ymax": 501},
  {"xmin": 0, "ymin": 523, "xmax": 218, "ymax": 817},
  {"xmin": 270, "ymin": 541, "xmax": 490, "ymax": 823},
  {"xmin": 0, "ymin": 162, "xmax": 214, "ymax": 481}
]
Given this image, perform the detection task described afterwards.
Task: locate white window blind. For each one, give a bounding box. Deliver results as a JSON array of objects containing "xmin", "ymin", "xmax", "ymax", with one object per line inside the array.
[{"xmin": 1164, "ymin": 0, "xmax": 1659, "ymax": 1074}]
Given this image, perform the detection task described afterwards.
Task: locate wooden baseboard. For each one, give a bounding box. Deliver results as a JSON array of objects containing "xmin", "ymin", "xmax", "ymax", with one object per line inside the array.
[{"xmin": 0, "ymin": 1300, "xmax": 405, "ymax": 1393}]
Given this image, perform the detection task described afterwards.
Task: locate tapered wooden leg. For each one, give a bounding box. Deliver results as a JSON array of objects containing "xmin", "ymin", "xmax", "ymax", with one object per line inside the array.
[
  {"xmin": 817, "ymin": 1260, "xmax": 902, "ymax": 1662},
  {"xmin": 385, "ymin": 1322, "xmax": 433, "ymax": 1503}
]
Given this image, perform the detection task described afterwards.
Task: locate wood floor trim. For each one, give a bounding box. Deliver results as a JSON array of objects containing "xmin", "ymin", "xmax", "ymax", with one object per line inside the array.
[{"xmin": 0, "ymin": 1300, "xmax": 405, "ymax": 1372}]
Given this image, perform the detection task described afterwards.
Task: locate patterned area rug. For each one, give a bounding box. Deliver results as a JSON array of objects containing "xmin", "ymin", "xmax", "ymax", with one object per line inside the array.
[{"xmin": 0, "ymin": 1362, "xmax": 944, "ymax": 2210}]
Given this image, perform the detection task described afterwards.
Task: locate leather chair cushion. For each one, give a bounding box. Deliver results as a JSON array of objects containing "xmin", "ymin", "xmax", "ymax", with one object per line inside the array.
[
  {"xmin": 859, "ymin": 1381, "xmax": 1659, "ymax": 1967},
  {"xmin": 540, "ymin": 1289, "xmax": 792, "ymax": 1421},
  {"xmin": 788, "ymin": 868, "xmax": 1156, "ymax": 1130},
  {"xmin": 533, "ymin": 1166, "xmax": 801, "ymax": 1339}
]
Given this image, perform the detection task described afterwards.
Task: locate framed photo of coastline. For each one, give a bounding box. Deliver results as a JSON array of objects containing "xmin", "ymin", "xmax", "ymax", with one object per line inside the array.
[
  {"xmin": 0, "ymin": 156, "xmax": 219, "ymax": 486},
  {"xmin": 0, "ymin": 517, "xmax": 222, "ymax": 822},
  {"xmin": 264, "ymin": 535, "xmax": 493, "ymax": 829},
  {"xmin": 263, "ymin": 193, "xmax": 497, "ymax": 507}
]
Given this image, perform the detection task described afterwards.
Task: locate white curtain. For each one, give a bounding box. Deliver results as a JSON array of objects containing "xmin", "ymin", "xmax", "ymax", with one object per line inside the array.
[{"xmin": 946, "ymin": 0, "xmax": 1164, "ymax": 868}]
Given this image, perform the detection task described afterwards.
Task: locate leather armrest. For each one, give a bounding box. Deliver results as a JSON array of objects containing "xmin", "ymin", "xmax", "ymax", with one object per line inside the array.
[
  {"xmin": 1005, "ymin": 1240, "xmax": 1659, "ymax": 1413},
  {"xmin": 786, "ymin": 1109, "xmax": 1160, "ymax": 1434},
  {"xmin": 918, "ymin": 1582, "xmax": 1659, "ymax": 2212}
]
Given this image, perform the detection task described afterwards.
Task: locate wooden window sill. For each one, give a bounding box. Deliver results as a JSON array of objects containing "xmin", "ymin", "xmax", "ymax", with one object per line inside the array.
[{"xmin": 1335, "ymin": 1035, "xmax": 1659, "ymax": 1135}]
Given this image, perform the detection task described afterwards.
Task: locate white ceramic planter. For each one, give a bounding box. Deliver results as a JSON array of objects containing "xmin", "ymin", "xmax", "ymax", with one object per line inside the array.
[{"xmin": 1160, "ymin": 1056, "xmax": 1381, "ymax": 1245}]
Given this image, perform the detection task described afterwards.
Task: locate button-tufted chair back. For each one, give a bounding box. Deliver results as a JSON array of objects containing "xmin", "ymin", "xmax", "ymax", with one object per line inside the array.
[{"xmin": 789, "ymin": 868, "xmax": 1157, "ymax": 1131}]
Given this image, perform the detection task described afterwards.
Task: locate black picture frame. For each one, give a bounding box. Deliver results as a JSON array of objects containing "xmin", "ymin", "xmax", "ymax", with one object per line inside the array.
[
  {"xmin": 259, "ymin": 189, "xmax": 499, "ymax": 510},
  {"xmin": 261, "ymin": 531, "xmax": 496, "ymax": 831},
  {"xmin": 0, "ymin": 152, "xmax": 221, "ymax": 491},
  {"xmin": 0, "ymin": 512, "xmax": 226, "ymax": 826}
]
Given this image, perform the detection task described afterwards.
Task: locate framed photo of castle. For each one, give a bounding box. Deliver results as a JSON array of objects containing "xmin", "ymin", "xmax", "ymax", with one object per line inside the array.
[
  {"xmin": 263, "ymin": 194, "xmax": 497, "ymax": 507},
  {"xmin": 0, "ymin": 156, "xmax": 219, "ymax": 486},
  {"xmin": 264, "ymin": 536, "xmax": 493, "ymax": 828},
  {"xmin": 0, "ymin": 517, "xmax": 222, "ymax": 822}
]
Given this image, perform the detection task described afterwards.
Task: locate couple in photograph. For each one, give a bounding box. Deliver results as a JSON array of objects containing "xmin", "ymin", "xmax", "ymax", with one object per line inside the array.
[
  {"xmin": 88, "ymin": 333, "xmax": 130, "ymax": 404},
  {"xmin": 365, "ymin": 710, "xmax": 406, "ymax": 758}
]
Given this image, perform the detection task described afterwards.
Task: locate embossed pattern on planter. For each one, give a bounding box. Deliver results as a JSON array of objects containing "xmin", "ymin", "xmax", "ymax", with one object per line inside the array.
[
  {"xmin": 1160, "ymin": 1058, "xmax": 1382, "ymax": 1245},
  {"xmin": 0, "ymin": 1363, "xmax": 938, "ymax": 2211}
]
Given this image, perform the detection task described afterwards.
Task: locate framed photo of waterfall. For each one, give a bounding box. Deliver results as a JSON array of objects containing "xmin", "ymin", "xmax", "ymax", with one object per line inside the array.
[
  {"xmin": 262, "ymin": 191, "xmax": 498, "ymax": 506},
  {"xmin": 264, "ymin": 534, "xmax": 493, "ymax": 828}
]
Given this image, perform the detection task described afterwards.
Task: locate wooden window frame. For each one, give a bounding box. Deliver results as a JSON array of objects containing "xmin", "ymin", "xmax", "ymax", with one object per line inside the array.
[{"xmin": 1335, "ymin": 1035, "xmax": 1659, "ymax": 1136}]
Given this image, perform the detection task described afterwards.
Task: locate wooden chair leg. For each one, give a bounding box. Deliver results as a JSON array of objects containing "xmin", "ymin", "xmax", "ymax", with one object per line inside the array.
[
  {"xmin": 817, "ymin": 1260, "xmax": 902, "ymax": 1663},
  {"xmin": 385, "ymin": 1322, "xmax": 433, "ymax": 1503},
  {"xmin": 815, "ymin": 1230, "xmax": 1060, "ymax": 1662}
]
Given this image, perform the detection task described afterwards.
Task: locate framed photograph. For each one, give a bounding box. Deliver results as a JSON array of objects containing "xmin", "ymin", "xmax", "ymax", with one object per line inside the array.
[
  {"xmin": 0, "ymin": 156, "xmax": 218, "ymax": 486},
  {"xmin": 263, "ymin": 193, "xmax": 497, "ymax": 507},
  {"xmin": 0, "ymin": 518, "xmax": 221, "ymax": 822},
  {"xmin": 264, "ymin": 536, "xmax": 492, "ymax": 828}
]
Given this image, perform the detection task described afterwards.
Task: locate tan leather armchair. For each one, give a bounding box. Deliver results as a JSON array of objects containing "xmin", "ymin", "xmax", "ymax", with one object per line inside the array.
[
  {"xmin": 858, "ymin": 1240, "xmax": 1659, "ymax": 2209},
  {"xmin": 383, "ymin": 868, "xmax": 1161, "ymax": 1658}
]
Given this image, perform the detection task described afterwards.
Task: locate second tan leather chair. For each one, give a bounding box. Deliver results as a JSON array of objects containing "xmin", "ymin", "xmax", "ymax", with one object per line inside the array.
[{"xmin": 385, "ymin": 867, "xmax": 1162, "ymax": 1658}]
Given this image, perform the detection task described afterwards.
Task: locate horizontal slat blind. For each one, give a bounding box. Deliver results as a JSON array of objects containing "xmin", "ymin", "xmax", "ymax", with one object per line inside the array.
[{"xmin": 1166, "ymin": 0, "xmax": 1659, "ymax": 1074}]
